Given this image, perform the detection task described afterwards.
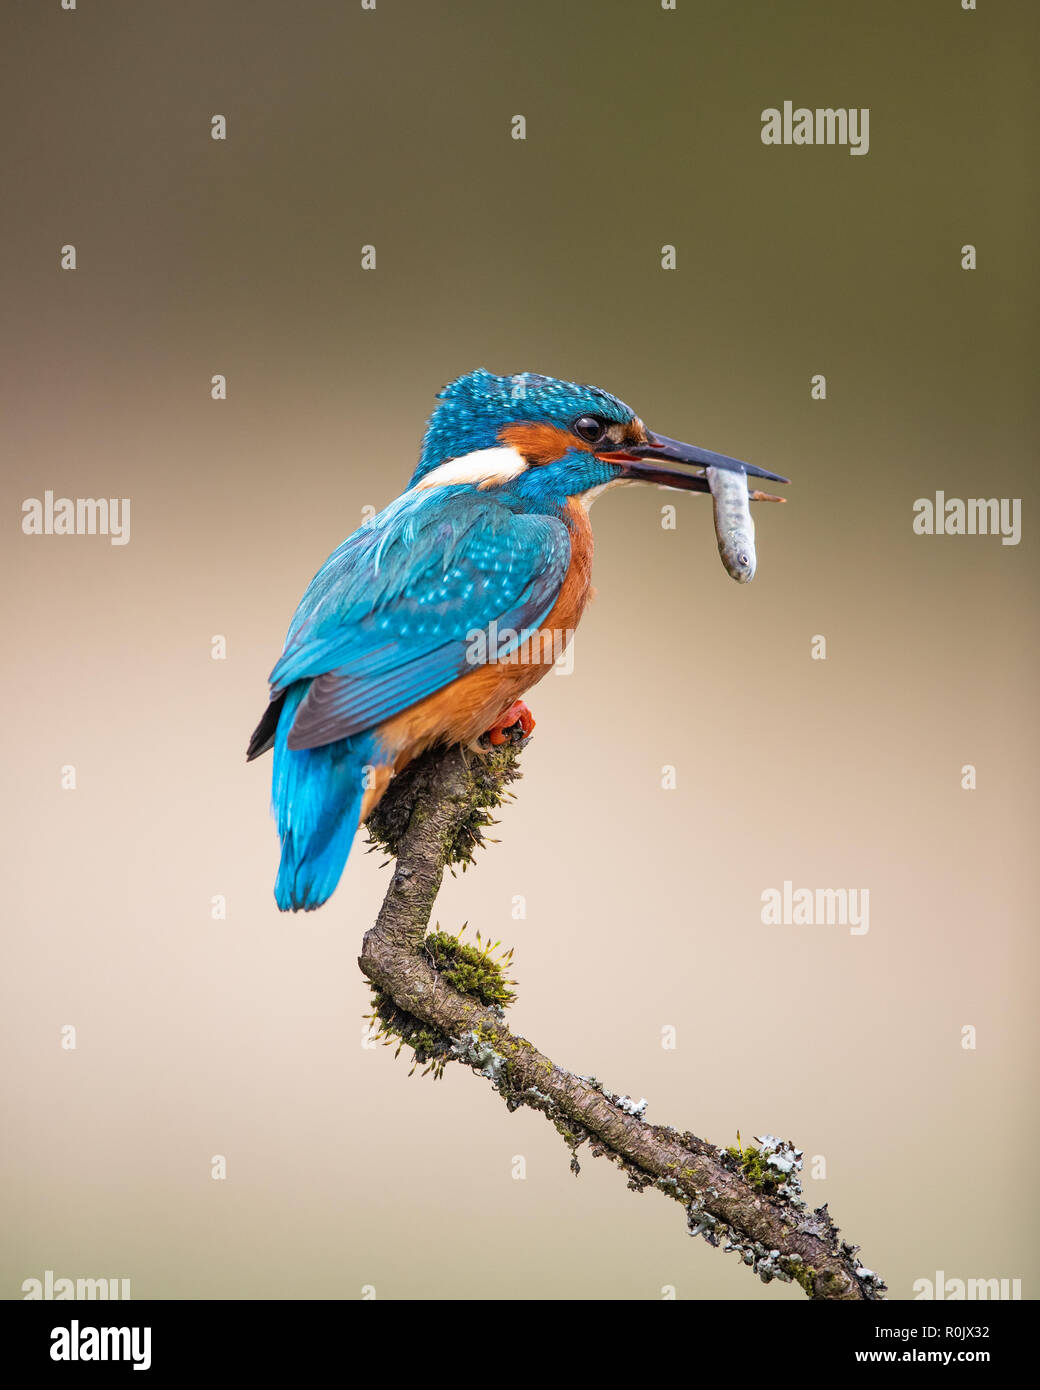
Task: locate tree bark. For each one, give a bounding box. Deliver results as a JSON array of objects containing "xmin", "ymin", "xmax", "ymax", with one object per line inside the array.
[{"xmin": 358, "ymin": 741, "xmax": 885, "ymax": 1302}]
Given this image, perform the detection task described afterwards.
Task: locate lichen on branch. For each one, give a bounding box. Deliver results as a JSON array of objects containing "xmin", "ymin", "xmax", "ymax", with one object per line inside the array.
[{"xmin": 357, "ymin": 741, "xmax": 885, "ymax": 1301}]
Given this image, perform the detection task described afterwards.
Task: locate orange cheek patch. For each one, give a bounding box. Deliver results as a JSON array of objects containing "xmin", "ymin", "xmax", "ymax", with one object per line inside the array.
[{"xmin": 498, "ymin": 422, "xmax": 587, "ymax": 465}]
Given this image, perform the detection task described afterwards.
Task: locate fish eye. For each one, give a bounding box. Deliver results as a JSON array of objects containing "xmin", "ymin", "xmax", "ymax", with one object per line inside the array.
[{"xmin": 573, "ymin": 415, "xmax": 605, "ymax": 444}]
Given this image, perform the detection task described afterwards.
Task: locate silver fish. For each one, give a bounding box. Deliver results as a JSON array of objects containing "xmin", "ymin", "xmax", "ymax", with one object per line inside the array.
[{"xmin": 706, "ymin": 465, "xmax": 757, "ymax": 583}]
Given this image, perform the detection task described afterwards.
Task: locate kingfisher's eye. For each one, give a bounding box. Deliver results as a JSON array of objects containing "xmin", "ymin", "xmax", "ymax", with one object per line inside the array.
[{"xmin": 573, "ymin": 415, "xmax": 605, "ymax": 444}]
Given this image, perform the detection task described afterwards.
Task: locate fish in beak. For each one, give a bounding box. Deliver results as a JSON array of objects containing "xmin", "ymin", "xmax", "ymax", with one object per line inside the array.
[{"xmin": 596, "ymin": 432, "xmax": 789, "ymax": 584}]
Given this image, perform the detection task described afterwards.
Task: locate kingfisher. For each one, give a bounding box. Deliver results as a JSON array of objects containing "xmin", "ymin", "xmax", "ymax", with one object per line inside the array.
[{"xmin": 248, "ymin": 369, "xmax": 787, "ymax": 911}]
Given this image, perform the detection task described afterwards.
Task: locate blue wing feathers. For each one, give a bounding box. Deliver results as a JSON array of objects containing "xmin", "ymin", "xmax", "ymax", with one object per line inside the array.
[
  {"xmin": 272, "ymin": 488, "xmax": 570, "ymax": 746},
  {"xmin": 261, "ymin": 484, "xmax": 571, "ymax": 909}
]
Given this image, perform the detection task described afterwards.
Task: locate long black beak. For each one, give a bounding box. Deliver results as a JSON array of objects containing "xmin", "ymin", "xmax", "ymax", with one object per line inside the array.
[{"xmin": 598, "ymin": 432, "xmax": 789, "ymax": 495}]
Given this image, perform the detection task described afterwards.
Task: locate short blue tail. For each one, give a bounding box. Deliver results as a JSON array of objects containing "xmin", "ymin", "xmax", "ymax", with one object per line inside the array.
[{"xmin": 271, "ymin": 684, "xmax": 378, "ymax": 911}]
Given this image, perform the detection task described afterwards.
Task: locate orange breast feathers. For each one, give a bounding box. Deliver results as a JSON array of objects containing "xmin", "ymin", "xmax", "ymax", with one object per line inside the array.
[{"xmin": 374, "ymin": 500, "xmax": 595, "ymax": 768}]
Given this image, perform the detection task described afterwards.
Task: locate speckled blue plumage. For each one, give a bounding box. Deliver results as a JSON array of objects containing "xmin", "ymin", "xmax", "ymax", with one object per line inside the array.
[
  {"xmin": 274, "ymin": 487, "xmax": 570, "ymax": 745},
  {"xmin": 412, "ymin": 368, "xmax": 636, "ymax": 486},
  {"xmin": 257, "ymin": 368, "xmax": 629, "ymax": 911}
]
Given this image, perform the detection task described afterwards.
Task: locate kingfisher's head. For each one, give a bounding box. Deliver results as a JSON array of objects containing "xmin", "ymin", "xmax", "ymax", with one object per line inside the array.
[{"xmin": 409, "ymin": 369, "xmax": 786, "ymax": 514}]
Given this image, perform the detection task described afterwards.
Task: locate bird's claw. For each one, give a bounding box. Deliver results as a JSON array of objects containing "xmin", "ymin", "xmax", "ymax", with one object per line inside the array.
[{"xmin": 482, "ymin": 700, "xmax": 536, "ymax": 747}]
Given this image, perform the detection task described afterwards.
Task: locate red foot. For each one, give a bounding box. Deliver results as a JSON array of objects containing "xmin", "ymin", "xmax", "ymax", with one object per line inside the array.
[{"xmin": 483, "ymin": 700, "xmax": 536, "ymax": 747}]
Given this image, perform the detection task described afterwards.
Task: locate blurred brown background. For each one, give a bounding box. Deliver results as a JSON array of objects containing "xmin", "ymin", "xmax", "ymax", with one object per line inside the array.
[{"xmin": 2, "ymin": 0, "xmax": 1036, "ymax": 1299}]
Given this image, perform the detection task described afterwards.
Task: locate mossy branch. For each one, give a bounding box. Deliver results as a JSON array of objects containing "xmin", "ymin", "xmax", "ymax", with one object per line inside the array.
[{"xmin": 358, "ymin": 741, "xmax": 885, "ymax": 1301}]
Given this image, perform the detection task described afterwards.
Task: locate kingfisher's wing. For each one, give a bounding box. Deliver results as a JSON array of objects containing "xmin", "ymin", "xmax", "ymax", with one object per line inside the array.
[{"xmin": 257, "ymin": 488, "xmax": 571, "ymax": 752}]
